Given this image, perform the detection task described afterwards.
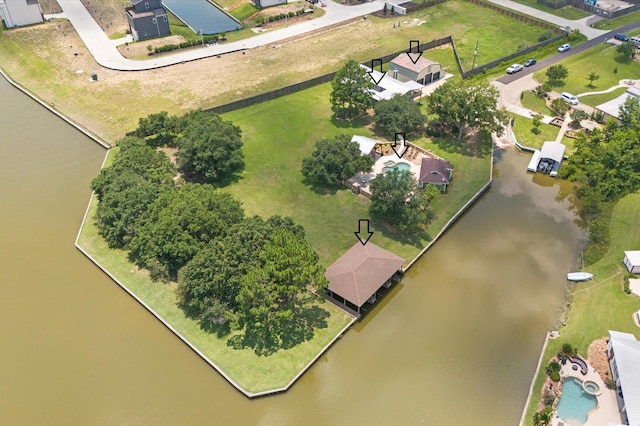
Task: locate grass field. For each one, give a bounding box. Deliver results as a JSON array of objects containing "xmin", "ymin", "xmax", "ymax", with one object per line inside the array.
[
  {"xmin": 533, "ymin": 43, "xmax": 640, "ymax": 96},
  {"xmin": 579, "ymin": 86, "xmax": 628, "ymax": 107},
  {"xmin": 522, "ymin": 192, "xmax": 640, "ymax": 426},
  {"xmin": 229, "ymin": 3, "xmax": 259, "ymax": 21},
  {"xmin": 520, "ymin": 90, "xmax": 554, "ymax": 116},
  {"xmin": 78, "ymin": 190, "xmax": 354, "ymax": 395},
  {"xmin": 220, "ymin": 82, "xmax": 492, "ymax": 266},
  {"xmin": 508, "ymin": 0, "xmax": 590, "ymax": 20},
  {"xmin": 593, "ymin": 11, "xmax": 640, "ymax": 30}
]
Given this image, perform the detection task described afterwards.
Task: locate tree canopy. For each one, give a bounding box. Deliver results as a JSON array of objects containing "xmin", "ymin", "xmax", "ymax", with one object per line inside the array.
[
  {"xmin": 374, "ymin": 94, "xmax": 427, "ymax": 138},
  {"xmin": 428, "ymin": 79, "xmax": 507, "ymax": 140},
  {"xmin": 369, "ymin": 169, "xmax": 434, "ymax": 232},
  {"xmin": 330, "ymin": 59, "xmax": 375, "ymax": 119},
  {"xmin": 301, "ymin": 134, "xmax": 374, "ymax": 186},
  {"xmin": 616, "ymin": 41, "xmax": 636, "ymax": 60},
  {"xmin": 545, "ymin": 64, "xmax": 569, "ymax": 85},
  {"xmin": 176, "ymin": 113, "xmax": 244, "ymax": 183}
]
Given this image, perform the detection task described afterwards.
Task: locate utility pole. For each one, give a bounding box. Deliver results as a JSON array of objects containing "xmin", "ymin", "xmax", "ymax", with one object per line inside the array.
[{"xmin": 471, "ymin": 41, "xmax": 478, "ymax": 70}]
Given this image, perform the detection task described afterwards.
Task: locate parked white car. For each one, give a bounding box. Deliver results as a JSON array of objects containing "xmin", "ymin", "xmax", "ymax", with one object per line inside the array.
[
  {"xmin": 506, "ymin": 63, "xmax": 523, "ymax": 74},
  {"xmin": 561, "ymin": 92, "xmax": 579, "ymax": 105},
  {"xmin": 558, "ymin": 43, "xmax": 571, "ymax": 53}
]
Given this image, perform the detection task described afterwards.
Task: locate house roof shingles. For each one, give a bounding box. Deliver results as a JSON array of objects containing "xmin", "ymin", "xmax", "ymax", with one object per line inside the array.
[
  {"xmin": 325, "ymin": 242, "xmax": 404, "ymax": 307},
  {"xmin": 390, "ymin": 54, "xmax": 439, "ymax": 74},
  {"xmin": 419, "ymin": 157, "xmax": 452, "ymax": 185}
]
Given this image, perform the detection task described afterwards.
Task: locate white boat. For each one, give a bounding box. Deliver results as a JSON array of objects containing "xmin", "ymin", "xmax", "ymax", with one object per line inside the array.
[{"xmin": 567, "ymin": 272, "xmax": 594, "ymax": 282}]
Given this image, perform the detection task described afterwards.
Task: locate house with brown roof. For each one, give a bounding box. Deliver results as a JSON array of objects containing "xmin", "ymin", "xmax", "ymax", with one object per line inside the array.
[
  {"xmin": 325, "ymin": 242, "xmax": 404, "ymax": 314},
  {"xmin": 419, "ymin": 157, "xmax": 453, "ymax": 191},
  {"xmin": 388, "ymin": 54, "xmax": 442, "ymax": 85}
]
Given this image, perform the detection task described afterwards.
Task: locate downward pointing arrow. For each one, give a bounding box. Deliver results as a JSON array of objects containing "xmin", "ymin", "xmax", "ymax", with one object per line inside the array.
[
  {"xmin": 406, "ymin": 51, "xmax": 422, "ymax": 65},
  {"xmin": 354, "ymin": 219, "xmax": 374, "ymax": 246},
  {"xmin": 366, "ymin": 58, "xmax": 385, "ymax": 86}
]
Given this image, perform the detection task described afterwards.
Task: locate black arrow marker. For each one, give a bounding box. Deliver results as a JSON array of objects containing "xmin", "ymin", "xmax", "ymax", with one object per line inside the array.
[
  {"xmin": 366, "ymin": 58, "xmax": 385, "ymax": 85},
  {"xmin": 406, "ymin": 40, "xmax": 422, "ymax": 65},
  {"xmin": 354, "ymin": 219, "xmax": 374, "ymax": 246},
  {"xmin": 390, "ymin": 132, "xmax": 407, "ymax": 159}
]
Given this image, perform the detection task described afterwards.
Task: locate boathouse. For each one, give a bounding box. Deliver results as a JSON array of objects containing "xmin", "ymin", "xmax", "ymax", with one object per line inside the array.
[
  {"xmin": 623, "ymin": 250, "xmax": 640, "ymax": 274},
  {"xmin": 325, "ymin": 242, "xmax": 404, "ymax": 314},
  {"xmin": 527, "ymin": 141, "xmax": 566, "ymax": 177}
]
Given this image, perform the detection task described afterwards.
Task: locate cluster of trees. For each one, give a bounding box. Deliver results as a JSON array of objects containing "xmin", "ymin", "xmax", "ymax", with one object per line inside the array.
[
  {"xmin": 558, "ymin": 96, "xmax": 640, "ymax": 263},
  {"xmin": 93, "ymin": 114, "xmax": 328, "ymax": 354},
  {"xmin": 301, "ymin": 134, "xmax": 374, "ymax": 186}
]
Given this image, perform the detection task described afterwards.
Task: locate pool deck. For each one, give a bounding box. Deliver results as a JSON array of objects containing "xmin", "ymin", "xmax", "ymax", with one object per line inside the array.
[{"xmin": 551, "ymin": 361, "xmax": 622, "ymax": 426}]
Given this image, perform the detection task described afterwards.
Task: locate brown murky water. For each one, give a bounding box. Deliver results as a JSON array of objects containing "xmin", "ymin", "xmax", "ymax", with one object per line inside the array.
[{"xmin": 0, "ymin": 75, "xmax": 583, "ymax": 425}]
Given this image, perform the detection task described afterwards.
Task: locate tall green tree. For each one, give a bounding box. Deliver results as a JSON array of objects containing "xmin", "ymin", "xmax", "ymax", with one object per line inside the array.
[
  {"xmin": 374, "ymin": 94, "xmax": 427, "ymax": 138},
  {"xmin": 177, "ymin": 113, "xmax": 244, "ymax": 183},
  {"xmin": 618, "ymin": 96, "xmax": 640, "ymax": 131},
  {"xmin": 616, "ymin": 41, "xmax": 636, "ymax": 60},
  {"xmin": 550, "ymin": 98, "xmax": 571, "ymax": 116},
  {"xmin": 301, "ymin": 134, "xmax": 374, "ymax": 186},
  {"xmin": 428, "ymin": 79, "xmax": 507, "ymax": 140},
  {"xmin": 135, "ymin": 111, "xmax": 178, "ymax": 145},
  {"xmin": 128, "ymin": 184, "xmax": 244, "ymax": 281},
  {"xmin": 330, "ymin": 59, "xmax": 374, "ymax": 119},
  {"xmin": 545, "ymin": 64, "xmax": 569, "ymax": 85},
  {"xmin": 369, "ymin": 169, "xmax": 433, "ymax": 232}
]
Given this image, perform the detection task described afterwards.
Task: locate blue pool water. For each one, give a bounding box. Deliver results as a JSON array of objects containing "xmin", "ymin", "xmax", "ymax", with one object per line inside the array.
[
  {"xmin": 163, "ymin": 0, "xmax": 240, "ymax": 35},
  {"xmin": 556, "ymin": 377, "xmax": 598, "ymax": 425},
  {"xmin": 383, "ymin": 162, "xmax": 411, "ymax": 173}
]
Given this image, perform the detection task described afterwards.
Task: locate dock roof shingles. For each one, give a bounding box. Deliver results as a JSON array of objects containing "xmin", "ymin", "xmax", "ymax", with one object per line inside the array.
[{"xmin": 325, "ymin": 242, "xmax": 404, "ymax": 307}]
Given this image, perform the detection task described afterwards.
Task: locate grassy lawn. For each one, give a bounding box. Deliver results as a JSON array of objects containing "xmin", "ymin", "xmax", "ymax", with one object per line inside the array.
[
  {"xmin": 512, "ymin": 114, "xmax": 576, "ymax": 152},
  {"xmin": 523, "ymin": 192, "xmax": 640, "ymax": 426},
  {"xmin": 520, "ymin": 90, "xmax": 554, "ymax": 116},
  {"xmin": 78, "ymin": 189, "xmax": 354, "ymax": 395},
  {"xmin": 532, "ymin": 43, "xmax": 640, "ymax": 95},
  {"xmin": 229, "ymin": 3, "xmax": 259, "ymax": 21},
  {"xmin": 593, "ymin": 11, "xmax": 640, "ymax": 30},
  {"xmin": 222, "ymin": 83, "xmax": 492, "ymax": 266},
  {"xmin": 579, "ymin": 86, "xmax": 628, "ymax": 107},
  {"xmin": 509, "ymin": 0, "xmax": 590, "ymax": 20}
]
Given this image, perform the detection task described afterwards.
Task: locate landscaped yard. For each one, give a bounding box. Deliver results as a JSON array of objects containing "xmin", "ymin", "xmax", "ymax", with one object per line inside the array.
[
  {"xmin": 523, "ymin": 192, "xmax": 640, "ymax": 426},
  {"xmin": 521, "ymin": 90, "xmax": 553, "ymax": 116},
  {"xmin": 579, "ymin": 86, "xmax": 628, "ymax": 107},
  {"xmin": 222, "ymin": 82, "xmax": 492, "ymax": 266},
  {"xmin": 532, "ymin": 43, "xmax": 640, "ymax": 97}
]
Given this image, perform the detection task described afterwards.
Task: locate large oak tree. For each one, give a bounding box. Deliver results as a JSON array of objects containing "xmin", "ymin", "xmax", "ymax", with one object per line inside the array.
[{"xmin": 330, "ymin": 59, "xmax": 374, "ymax": 119}]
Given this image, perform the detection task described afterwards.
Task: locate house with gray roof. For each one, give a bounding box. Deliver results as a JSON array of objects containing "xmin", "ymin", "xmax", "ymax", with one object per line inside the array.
[
  {"xmin": 596, "ymin": 87, "xmax": 640, "ymax": 124},
  {"xmin": 607, "ymin": 330, "xmax": 640, "ymax": 426},
  {"xmin": 126, "ymin": 0, "xmax": 170, "ymax": 41},
  {"xmin": 0, "ymin": 0, "xmax": 43, "ymax": 28},
  {"xmin": 325, "ymin": 242, "xmax": 404, "ymax": 314}
]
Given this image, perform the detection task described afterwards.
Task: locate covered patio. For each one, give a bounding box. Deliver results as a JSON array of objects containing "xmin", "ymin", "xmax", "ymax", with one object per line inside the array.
[{"xmin": 325, "ymin": 242, "xmax": 404, "ymax": 314}]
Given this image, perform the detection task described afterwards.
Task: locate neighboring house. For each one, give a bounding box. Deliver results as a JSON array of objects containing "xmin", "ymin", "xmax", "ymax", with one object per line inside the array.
[
  {"xmin": 595, "ymin": 87, "xmax": 640, "ymax": 124},
  {"xmin": 325, "ymin": 242, "xmax": 404, "ymax": 314},
  {"xmin": 254, "ymin": 0, "xmax": 287, "ymax": 8},
  {"xmin": 607, "ymin": 330, "xmax": 640, "ymax": 426},
  {"xmin": 419, "ymin": 157, "xmax": 453, "ymax": 192},
  {"xmin": 359, "ymin": 64, "xmax": 423, "ymax": 101},
  {"xmin": 388, "ymin": 54, "xmax": 442, "ymax": 85},
  {"xmin": 0, "ymin": 0, "xmax": 43, "ymax": 28},
  {"xmin": 126, "ymin": 0, "xmax": 170, "ymax": 42},
  {"xmin": 527, "ymin": 141, "xmax": 566, "ymax": 177},
  {"xmin": 624, "ymin": 250, "xmax": 640, "ymax": 273}
]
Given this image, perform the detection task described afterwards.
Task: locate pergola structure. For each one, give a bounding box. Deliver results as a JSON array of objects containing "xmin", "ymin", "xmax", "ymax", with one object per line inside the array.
[{"xmin": 325, "ymin": 242, "xmax": 404, "ymax": 314}]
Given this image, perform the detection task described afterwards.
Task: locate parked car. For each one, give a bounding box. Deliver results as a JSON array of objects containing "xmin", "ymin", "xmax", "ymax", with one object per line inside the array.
[
  {"xmin": 558, "ymin": 43, "xmax": 571, "ymax": 53},
  {"xmin": 614, "ymin": 33, "xmax": 629, "ymax": 42},
  {"xmin": 506, "ymin": 63, "xmax": 523, "ymax": 74},
  {"xmin": 561, "ymin": 92, "xmax": 579, "ymax": 106},
  {"xmin": 524, "ymin": 59, "xmax": 537, "ymax": 67},
  {"xmin": 630, "ymin": 36, "xmax": 640, "ymax": 47}
]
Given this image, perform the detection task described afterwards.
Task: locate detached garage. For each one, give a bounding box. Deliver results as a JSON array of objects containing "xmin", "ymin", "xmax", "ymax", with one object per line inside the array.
[{"xmin": 623, "ymin": 250, "xmax": 640, "ymax": 273}]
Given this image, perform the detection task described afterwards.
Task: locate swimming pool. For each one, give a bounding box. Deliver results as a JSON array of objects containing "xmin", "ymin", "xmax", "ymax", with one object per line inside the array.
[
  {"xmin": 556, "ymin": 377, "xmax": 598, "ymax": 425},
  {"xmin": 383, "ymin": 162, "xmax": 411, "ymax": 174}
]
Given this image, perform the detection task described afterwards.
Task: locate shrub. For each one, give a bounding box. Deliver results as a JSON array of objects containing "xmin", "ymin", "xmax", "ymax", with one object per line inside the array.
[
  {"xmin": 538, "ymin": 31, "xmax": 554, "ymax": 42},
  {"xmin": 543, "ymin": 393, "xmax": 555, "ymax": 406},
  {"xmin": 546, "ymin": 361, "xmax": 562, "ymax": 376},
  {"xmin": 255, "ymin": 15, "xmax": 265, "ymax": 25},
  {"xmin": 623, "ymin": 275, "xmax": 631, "ymax": 294},
  {"xmin": 605, "ymin": 377, "xmax": 616, "ymax": 389},
  {"xmin": 550, "ymin": 371, "xmax": 561, "ymax": 382}
]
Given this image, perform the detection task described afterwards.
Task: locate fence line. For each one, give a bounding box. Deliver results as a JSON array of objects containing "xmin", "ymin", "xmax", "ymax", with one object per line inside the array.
[{"xmin": 537, "ymin": 0, "xmax": 640, "ymax": 19}]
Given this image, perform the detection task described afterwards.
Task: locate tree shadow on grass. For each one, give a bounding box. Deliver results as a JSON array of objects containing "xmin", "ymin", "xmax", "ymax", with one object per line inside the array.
[
  {"xmin": 330, "ymin": 115, "xmax": 372, "ymax": 129},
  {"xmin": 370, "ymin": 217, "xmax": 432, "ymax": 249},
  {"xmin": 430, "ymin": 130, "xmax": 492, "ymax": 158},
  {"xmin": 227, "ymin": 305, "xmax": 330, "ymax": 357},
  {"xmin": 301, "ymin": 177, "xmax": 342, "ymax": 196}
]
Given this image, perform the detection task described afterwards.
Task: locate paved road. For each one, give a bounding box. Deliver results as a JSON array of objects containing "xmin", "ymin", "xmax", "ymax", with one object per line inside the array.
[{"xmin": 57, "ymin": 0, "xmax": 381, "ymax": 71}]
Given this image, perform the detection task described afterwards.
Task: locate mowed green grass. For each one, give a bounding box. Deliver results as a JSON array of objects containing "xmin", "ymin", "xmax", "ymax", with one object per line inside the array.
[
  {"xmin": 230, "ymin": 3, "xmax": 259, "ymax": 21},
  {"xmin": 222, "ymin": 82, "xmax": 492, "ymax": 266},
  {"xmin": 508, "ymin": 0, "xmax": 590, "ymax": 20},
  {"xmin": 533, "ymin": 43, "xmax": 640, "ymax": 96},
  {"xmin": 78, "ymin": 190, "xmax": 354, "ymax": 395},
  {"xmin": 511, "ymin": 114, "xmax": 576, "ymax": 152},
  {"xmin": 579, "ymin": 87, "xmax": 628, "ymax": 107},
  {"xmin": 523, "ymin": 192, "xmax": 640, "ymax": 426},
  {"xmin": 593, "ymin": 11, "xmax": 640, "ymax": 30},
  {"xmin": 520, "ymin": 90, "xmax": 553, "ymax": 116}
]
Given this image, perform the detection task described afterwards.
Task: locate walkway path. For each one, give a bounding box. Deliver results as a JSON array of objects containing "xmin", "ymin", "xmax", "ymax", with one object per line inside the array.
[{"xmin": 56, "ymin": 0, "xmax": 381, "ymax": 71}]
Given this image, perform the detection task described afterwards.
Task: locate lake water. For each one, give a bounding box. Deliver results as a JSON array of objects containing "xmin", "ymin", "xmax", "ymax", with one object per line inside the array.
[{"xmin": 0, "ymin": 74, "xmax": 584, "ymax": 425}]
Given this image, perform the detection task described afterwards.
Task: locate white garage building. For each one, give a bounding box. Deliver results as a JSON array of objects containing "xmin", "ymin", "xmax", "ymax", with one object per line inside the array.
[{"xmin": 0, "ymin": 0, "xmax": 43, "ymax": 28}]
